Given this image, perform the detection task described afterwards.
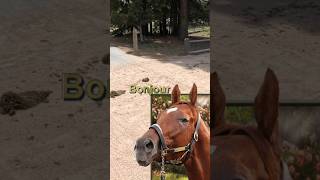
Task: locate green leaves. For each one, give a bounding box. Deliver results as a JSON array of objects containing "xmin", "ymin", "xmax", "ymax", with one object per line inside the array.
[{"xmin": 111, "ymin": 0, "xmax": 209, "ymax": 36}]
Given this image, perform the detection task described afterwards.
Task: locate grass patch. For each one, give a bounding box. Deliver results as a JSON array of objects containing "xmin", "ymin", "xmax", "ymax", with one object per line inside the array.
[
  {"xmin": 139, "ymin": 37, "xmax": 185, "ymax": 56},
  {"xmin": 152, "ymin": 172, "xmax": 188, "ymax": 180},
  {"xmin": 225, "ymin": 106, "xmax": 254, "ymax": 124},
  {"xmin": 111, "ymin": 36, "xmax": 185, "ymax": 57},
  {"xmin": 188, "ymin": 26, "xmax": 210, "ymax": 38},
  {"xmin": 111, "ymin": 26, "xmax": 210, "ymax": 57}
]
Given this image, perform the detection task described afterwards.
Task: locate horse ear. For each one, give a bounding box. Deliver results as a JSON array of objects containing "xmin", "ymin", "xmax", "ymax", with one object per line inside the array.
[
  {"xmin": 211, "ymin": 72, "xmax": 226, "ymax": 128},
  {"xmin": 254, "ymin": 69, "xmax": 280, "ymax": 149},
  {"xmin": 189, "ymin": 83, "xmax": 197, "ymax": 105},
  {"xmin": 171, "ymin": 85, "xmax": 181, "ymax": 104}
]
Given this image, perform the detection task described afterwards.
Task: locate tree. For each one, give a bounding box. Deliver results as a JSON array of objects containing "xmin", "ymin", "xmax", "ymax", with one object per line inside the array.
[
  {"xmin": 111, "ymin": 0, "xmax": 208, "ymax": 40},
  {"xmin": 179, "ymin": 0, "xmax": 188, "ymax": 40}
]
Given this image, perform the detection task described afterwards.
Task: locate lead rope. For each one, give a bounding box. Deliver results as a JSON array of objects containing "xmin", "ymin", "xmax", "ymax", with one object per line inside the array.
[{"xmin": 160, "ymin": 151, "xmax": 166, "ymax": 180}]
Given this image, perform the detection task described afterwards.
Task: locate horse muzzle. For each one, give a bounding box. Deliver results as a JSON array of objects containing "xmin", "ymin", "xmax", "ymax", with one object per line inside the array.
[{"xmin": 134, "ymin": 131, "xmax": 160, "ymax": 166}]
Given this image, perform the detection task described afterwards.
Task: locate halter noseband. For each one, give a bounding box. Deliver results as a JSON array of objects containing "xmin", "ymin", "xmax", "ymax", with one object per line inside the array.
[{"xmin": 149, "ymin": 112, "xmax": 201, "ymax": 180}]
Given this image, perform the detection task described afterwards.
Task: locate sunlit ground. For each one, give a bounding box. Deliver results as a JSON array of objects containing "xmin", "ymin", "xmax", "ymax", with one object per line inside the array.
[{"xmin": 152, "ymin": 172, "xmax": 188, "ymax": 180}]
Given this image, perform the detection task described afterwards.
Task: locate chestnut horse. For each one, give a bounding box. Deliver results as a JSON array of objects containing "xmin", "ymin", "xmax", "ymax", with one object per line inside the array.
[
  {"xmin": 211, "ymin": 69, "xmax": 292, "ymax": 180},
  {"xmin": 135, "ymin": 84, "xmax": 210, "ymax": 180}
]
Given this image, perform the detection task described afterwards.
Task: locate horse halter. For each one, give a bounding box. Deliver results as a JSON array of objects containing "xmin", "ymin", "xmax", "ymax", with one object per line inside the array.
[{"xmin": 149, "ymin": 111, "xmax": 201, "ymax": 180}]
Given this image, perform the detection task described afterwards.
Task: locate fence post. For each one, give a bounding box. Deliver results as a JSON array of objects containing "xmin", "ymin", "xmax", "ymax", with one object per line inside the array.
[
  {"xmin": 184, "ymin": 38, "xmax": 190, "ymax": 53},
  {"xmin": 133, "ymin": 27, "xmax": 139, "ymax": 51}
]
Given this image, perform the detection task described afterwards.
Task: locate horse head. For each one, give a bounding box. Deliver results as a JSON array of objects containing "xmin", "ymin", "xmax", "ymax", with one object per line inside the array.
[{"xmin": 135, "ymin": 84, "xmax": 200, "ymax": 166}]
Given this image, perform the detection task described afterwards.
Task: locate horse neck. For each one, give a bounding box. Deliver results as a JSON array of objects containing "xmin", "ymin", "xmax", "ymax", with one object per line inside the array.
[{"xmin": 184, "ymin": 121, "xmax": 210, "ymax": 180}]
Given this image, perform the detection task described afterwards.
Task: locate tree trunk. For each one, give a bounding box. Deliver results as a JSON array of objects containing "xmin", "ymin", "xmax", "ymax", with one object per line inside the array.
[
  {"xmin": 179, "ymin": 0, "xmax": 188, "ymax": 40},
  {"xmin": 159, "ymin": 21, "xmax": 163, "ymax": 35},
  {"xmin": 171, "ymin": 0, "xmax": 178, "ymax": 35},
  {"xmin": 142, "ymin": 24, "xmax": 148, "ymax": 36},
  {"xmin": 139, "ymin": 24, "xmax": 144, "ymax": 42},
  {"xmin": 149, "ymin": 22, "xmax": 152, "ymax": 35},
  {"xmin": 162, "ymin": 16, "xmax": 167, "ymax": 35}
]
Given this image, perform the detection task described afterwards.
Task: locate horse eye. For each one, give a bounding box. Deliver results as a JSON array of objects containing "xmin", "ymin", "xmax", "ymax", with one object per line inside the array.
[{"xmin": 179, "ymin": 118, "xmax": 188, "ymax": 123}]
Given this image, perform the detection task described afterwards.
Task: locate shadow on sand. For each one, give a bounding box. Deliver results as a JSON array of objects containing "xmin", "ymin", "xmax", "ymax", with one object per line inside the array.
[
  {"xmin": 212, "ymin": 0, "xmax": 320, "ymax": 34},
  {"xmin": 111, "ymin": 36, "xmax": 210, "ymax": 73}
]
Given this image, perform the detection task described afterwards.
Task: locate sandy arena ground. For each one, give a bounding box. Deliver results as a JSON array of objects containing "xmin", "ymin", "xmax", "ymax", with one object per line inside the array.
[
  {"xmin": 110, "ymin": 47, "xmax": 209, "ymax": 180},
  {"xmin": 211, "ymin": 0, "xmax": 320, "ymax": 101},
  {"xmin": 0, "ymin": 1, "xmax": 108, "ymax": 179}
]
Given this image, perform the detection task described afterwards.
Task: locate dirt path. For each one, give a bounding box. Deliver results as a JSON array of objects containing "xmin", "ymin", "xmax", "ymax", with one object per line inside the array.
[
  {"xmin": 110, "ymin": 47, "xmax": 209, "ymax": 180},
  {"xmin": 0, "ymin": 1, "xmax": 108, "ymax": 179},
  {"xmin": 211, "ymin": 0, "xmax": 320, "ymax": 101}
]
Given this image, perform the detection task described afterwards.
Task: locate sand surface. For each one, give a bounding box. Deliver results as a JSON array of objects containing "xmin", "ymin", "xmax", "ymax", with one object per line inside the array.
[
  {"xmin": 110, "ymin": 47, "xmax": 209, "ymax": 180},
  {"xmin": 211, "ymin": 0, "xmax": 320, "ymax": 101},
  {"xmin": 0, "ymin": 0, "xmax": 108, "ymax": 179}
]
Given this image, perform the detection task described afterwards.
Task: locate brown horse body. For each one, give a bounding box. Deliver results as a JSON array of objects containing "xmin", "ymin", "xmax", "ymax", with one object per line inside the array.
[
  {"xmin": 135, "ymin": 84, "xmax": 210, "ymax": 180},
  {"xmin": 211, "ymin": 69, "xmax": 292, "ymax": 180},
  {"xmin": 213, "ymin": 125, "xmax": 281, "ymax": 180}
]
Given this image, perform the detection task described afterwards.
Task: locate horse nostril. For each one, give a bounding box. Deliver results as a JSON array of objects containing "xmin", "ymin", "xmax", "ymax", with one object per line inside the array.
[
  {"xmin": 144, "ymin": 139, "xmax": 154, "ymax": 152},
  {"xmin": 134, "ymin": 144, "xmax": 137, "ymax": 151}
]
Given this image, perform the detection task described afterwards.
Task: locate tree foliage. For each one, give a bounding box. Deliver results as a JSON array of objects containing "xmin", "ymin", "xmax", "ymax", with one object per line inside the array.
[{"xmin": 111, "ymin": 0, "xmax": 209, "ymax": 39}]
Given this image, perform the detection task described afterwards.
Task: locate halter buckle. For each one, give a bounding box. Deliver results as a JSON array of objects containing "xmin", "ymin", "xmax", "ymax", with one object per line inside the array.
[
  {"xmin": 194, "ymin": 132, "xmax": 199, "ymax": 142},
  {"xmin": 161, "ymin": 150, "xmax": 168, "ymax": 156},
  {"xmin": 173, "ymin": 146, "xmax": 187, "ymax": 153}
]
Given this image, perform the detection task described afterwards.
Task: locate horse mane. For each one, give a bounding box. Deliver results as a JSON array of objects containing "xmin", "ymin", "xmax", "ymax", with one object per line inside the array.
[{"xmin": 213, "ymin": 124, "xmax": 282, "ymax": 180}]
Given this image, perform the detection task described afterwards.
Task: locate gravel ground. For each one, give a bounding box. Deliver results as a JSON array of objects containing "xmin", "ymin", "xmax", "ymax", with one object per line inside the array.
[
  {"xmin": 0, "ymin": 0, "xmax": 108, "ymax": 179},
  {"xmin": 211, "ymin": 0, "xmax": 320, "ymax": 101}
]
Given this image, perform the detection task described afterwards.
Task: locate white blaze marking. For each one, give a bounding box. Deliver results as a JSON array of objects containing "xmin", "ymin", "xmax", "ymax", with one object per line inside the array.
[{"xmin": 166, "ymin": 107, "xmax": 178, "ymax": 114}]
